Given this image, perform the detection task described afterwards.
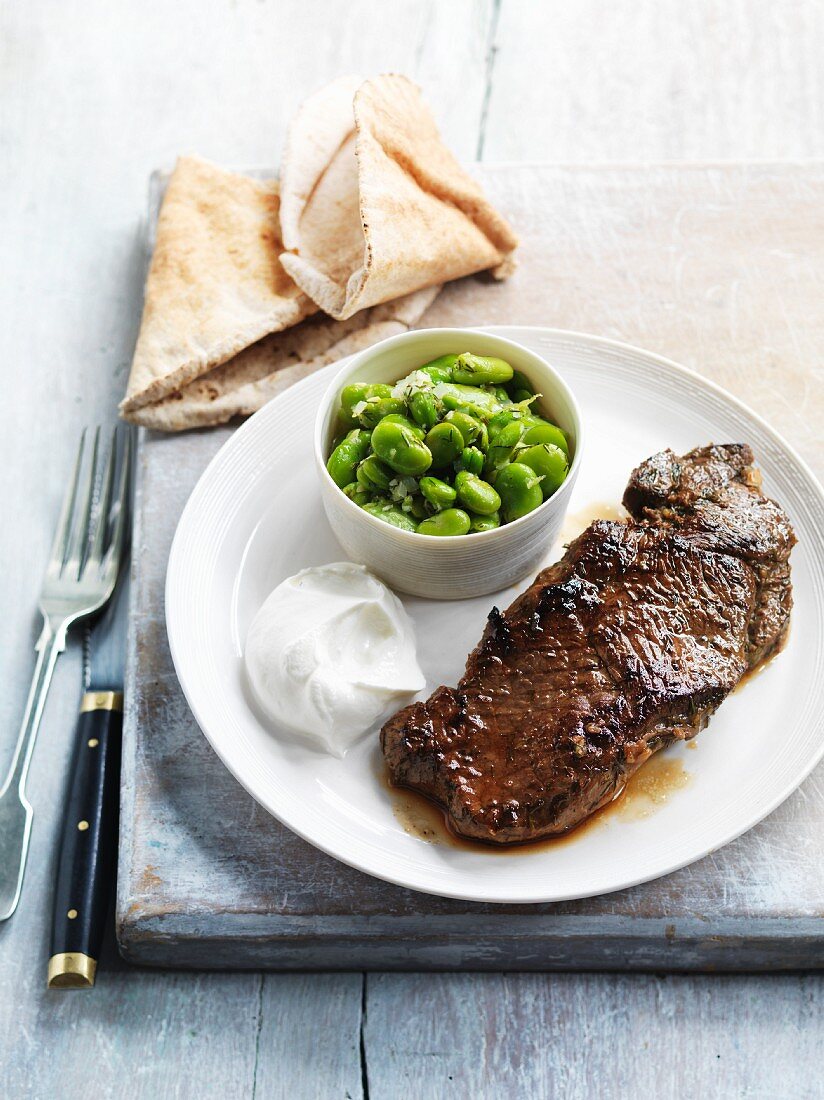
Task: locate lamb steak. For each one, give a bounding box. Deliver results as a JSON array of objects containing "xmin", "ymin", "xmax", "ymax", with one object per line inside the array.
[{"xmin": 381, "ymin": 444, "xmax": 795, "ymax": 844}]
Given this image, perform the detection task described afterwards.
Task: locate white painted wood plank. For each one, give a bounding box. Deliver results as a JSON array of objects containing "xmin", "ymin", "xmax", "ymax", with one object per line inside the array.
[
  {"xmin": 6, "ymin": 970, "xmax": 261, "ymax": 1099},
  {"xmin": 364, "ymin": 972, "xmax": 824, "ymax": 1100},
  {"xmin": 255, "ymin": 975, "xmax": 365, "ymax": 1100},
  {"xmin": 2, "ymin": 962, "xmax": 364, "ymax": 1100},
  {"xmin": 482, "ymin": 0, "xmax": 824, "ymax": 162}
]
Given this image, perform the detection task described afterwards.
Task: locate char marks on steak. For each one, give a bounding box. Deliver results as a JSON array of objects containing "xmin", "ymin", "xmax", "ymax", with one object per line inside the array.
[{"xmin": 381, "ymin": 445, "xmax": 795, "ymax": 844}]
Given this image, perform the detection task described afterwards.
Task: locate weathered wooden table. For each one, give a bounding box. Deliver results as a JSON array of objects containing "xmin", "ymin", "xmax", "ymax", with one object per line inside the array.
[{"xmin": 3, "ymin": 3, "xmax": 824, "ymax": 1097}]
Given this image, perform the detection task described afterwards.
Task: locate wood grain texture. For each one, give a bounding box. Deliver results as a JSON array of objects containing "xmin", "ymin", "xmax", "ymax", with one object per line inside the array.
[
  {"xmin": 255, "ymin": 974, "xmax": 365, "ymax": 1099},
  {"xmin": 3, "ymin": 0, "xmax": 824, "ymax": 1095},
  {"xmin": 120, "ymin": 163, "xmax": 824, "ymax": 973},
  {"xmin": 2, "ymin": 964, "xmax": 365, "ymax": 1100},
  {"xmin": 364, "ymin": 971, "xmax": 824, "ymax": 1100}
]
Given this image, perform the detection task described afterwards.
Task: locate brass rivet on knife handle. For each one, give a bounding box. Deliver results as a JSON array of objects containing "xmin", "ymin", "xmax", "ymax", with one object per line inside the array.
[
  {"xmin": 47, "ymin": 952, "xmax": 97, "ymax": 989},
  {"xmin": 79, "ymin": 691, "xmax": 123, "ymax": 713}
]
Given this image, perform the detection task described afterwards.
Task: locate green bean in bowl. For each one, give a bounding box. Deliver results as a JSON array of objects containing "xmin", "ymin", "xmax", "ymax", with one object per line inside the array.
[{"xmin": 325, "ymin": 353, "xmax": 571, "ymax": 536}]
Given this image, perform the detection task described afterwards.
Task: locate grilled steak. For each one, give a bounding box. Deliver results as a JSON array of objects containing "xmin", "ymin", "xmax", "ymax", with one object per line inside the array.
[{"xmin": 381, "ymin": 445, "xmax": 795, "ymax": 844}]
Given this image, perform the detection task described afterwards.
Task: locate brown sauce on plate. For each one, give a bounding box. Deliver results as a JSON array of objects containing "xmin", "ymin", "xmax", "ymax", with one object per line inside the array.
[
  {"xmin": 385, "ymin": 751, "xmax": 692, "ymax": 853},
  {"xmin": 734, "ymin": 623, "xmax": 790, "ymax": 692}
]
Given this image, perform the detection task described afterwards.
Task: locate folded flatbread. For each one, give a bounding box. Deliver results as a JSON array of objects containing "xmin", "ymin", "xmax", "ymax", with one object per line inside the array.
[
  {"xmin": 124, "ymin": 285, "xmax": 439, "ymax": 431},
  {"xmin": 120, "ymin": 155, "xmax": 315, "ymax": 414},
  {"xmin": 279, "ymin": 73, "xmax": 518, "ymax": 320}
]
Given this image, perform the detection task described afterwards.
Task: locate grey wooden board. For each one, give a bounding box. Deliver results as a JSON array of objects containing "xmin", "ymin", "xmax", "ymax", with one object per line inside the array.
[
  {"xmin": 4, "ymin": 0, "xmax": 824, "ymax": 1094},
  {"xmin": 119, "ymin": 161, "xmax": 824, "ymax": 971}
]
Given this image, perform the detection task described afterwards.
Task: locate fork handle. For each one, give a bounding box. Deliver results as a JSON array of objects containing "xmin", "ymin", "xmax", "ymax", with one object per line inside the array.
[
  {"xmin": 48, "ymin": 692, "xmax": 122, "ymax": 988},
  {"xmin": 2, "ymin": 620, "xmax": 65, "ymax": 796},
  {"xmin": 0, "ymin": 621, "xmax": 65, "ymax": 922}
]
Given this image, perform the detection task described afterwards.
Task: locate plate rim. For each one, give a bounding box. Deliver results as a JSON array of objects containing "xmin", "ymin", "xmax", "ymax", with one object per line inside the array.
[{"xmin": 165, "ymin": 325, "xmax": 824, "ymax": 903}]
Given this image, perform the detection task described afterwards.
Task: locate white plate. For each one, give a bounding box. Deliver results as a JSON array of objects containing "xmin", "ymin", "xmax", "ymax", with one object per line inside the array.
[{"xmin": 166, "ymin": 327, "xmax": 824, "ymax": 903}]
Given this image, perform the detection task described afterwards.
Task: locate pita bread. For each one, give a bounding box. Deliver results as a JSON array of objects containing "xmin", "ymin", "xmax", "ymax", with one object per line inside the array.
[
  {"xmin": 120, "ymin": 155, "xmax": 315, "ymax": 413},
  {"xmin": 123, "ymin": 285, "xmax": 440, "ymax": 431},
  {"xmin": 279, "ymin": 74, "xmax": 518, "ymax": 321}
]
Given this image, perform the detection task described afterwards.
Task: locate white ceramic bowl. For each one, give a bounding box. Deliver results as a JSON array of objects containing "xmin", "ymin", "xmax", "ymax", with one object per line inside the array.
[{"xmin": 314, "ymin": 327, "xmax": 583, "ymax": 598}]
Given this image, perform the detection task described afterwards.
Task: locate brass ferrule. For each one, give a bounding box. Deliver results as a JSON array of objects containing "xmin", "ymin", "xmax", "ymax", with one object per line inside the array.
[
  {"xmin": 80, "ymin": 690, "xmax": 123, "ymax": 713},
  {"xmin": 47, "ymin": 952, "xmax": 97, "ymax": 989}
]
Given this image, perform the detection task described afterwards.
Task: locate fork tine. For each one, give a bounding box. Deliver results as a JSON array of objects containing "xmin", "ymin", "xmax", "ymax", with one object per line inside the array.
[
  {"xmin": 48, "ymin": 429, "xmax": 86, "ymax": 569},
  {"xmin": 105, "ymin": 426, "xmax": 133, "ymax": 569},
  {"xmin": 65, "ymin": 426, "xmax": 100, "ymax": 576},
  {"xmin": 88, "ymin": 427, "xmax": 117, "ymax": 564}
]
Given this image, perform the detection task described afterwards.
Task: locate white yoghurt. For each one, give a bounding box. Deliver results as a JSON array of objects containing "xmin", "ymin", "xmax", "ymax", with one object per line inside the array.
[{"xmin": 244, "ymin": 562, "xmax": 425, "ymax": 756}]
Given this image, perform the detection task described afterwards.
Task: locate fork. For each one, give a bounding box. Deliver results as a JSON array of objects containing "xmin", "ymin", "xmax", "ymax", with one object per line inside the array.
[{"xmin": 0, "ymin": 425, "xmax": 132, "ymax": 921}]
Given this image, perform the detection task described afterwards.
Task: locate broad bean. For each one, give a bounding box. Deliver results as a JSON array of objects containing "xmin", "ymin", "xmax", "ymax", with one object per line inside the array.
[
  {"xmin": 514, "ymin": 443, "xmax": 568, "ymax": 498},
  {"xmin": 357, "ymin": 396, "xmax": 406, "ymax": 428},
  {"xmin": 495, "ymin": 463, "xmax": 545, "ymax": 522},
  {"xmin": 454, "ymin": 471, "xmax": 501, "ymax": 516},
  {"xmin": 452, "ymin": 353, "xmax": 514, "ymax": 385},
  {"xmin": 484, "ymin": 420, "xmax": 526, "ymax": 474},
  {"xmin": 356, "ymin": 454, "xmax": 393, "ymax": 492},
  {"xmin": 470, "ymin": 511, "xmax": 501, "ymax": 533},
  {"xmin": 420, "ymin": 476, "xmax": 457, "ymax": 510},
  {"xmin": 342, "ymin": 481, "xmax": 370, "ymax": 507},
  {"xmin": 460, "ymin": 446, "xmax": 484, "ymax": 476},
  {"xmin": 416, "ymin": 508, "xmax": 472, "ymax": 537},
  {"xmin": 361, "ymin": 502, "xmax": 418, "ymax": 531},
  {"xmin": 327, "ymin": 428, "xmax": 371, "ymax": 488},
  {"xmin": 445, "ymin": 409, "xmax": 485, "ymax": 448},
  {"xmin": 424, "ymin": 422, "xmax": 464, "ymax": 467},
  {"xmin": 417, "ymin": 354, "xmax": 458, "ymax": 383},
  {"xmin": 438, "ymin": 384, "xmax": 501, "ymax": 418},
  {"xmin": 371, "ymin": 419, "xmax": 432, "ymax": 476},
  {"xmin": 340, "ymin": 383, "xmax": 392, "ymax": 426},
  {"xmin": 521, "ymin": 420, "xmax": 569, "ymax": 457},
  {"xmin": 380, "ymin": 413, "xmax": 425, "ymax": 439},
  {"xmin": 409, "ymin": 390, "xmax": 440, "ymax": 430}
]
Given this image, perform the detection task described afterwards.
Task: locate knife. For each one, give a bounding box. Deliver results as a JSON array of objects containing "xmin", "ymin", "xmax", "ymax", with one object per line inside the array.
[{"xmin": 47, "ymin": 559, "xmax": 129, "ymax": 989}]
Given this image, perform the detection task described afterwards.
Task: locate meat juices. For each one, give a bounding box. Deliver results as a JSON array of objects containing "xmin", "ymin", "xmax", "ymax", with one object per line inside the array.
[{"xmin": 381, "ymin": 445, "xmax": 795, "ymax": 844}]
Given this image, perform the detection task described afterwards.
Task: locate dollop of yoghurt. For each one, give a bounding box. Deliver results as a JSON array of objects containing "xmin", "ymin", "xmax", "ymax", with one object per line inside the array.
[{"xmin": 244, "ymin": 563, "xmax": 425, "ymax": 756}]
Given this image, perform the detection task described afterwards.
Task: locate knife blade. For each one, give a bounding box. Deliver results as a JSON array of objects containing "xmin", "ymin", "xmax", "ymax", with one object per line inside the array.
[{"xmin": 48, "ymin": 559, "xmax": 129, "ymax": 989}]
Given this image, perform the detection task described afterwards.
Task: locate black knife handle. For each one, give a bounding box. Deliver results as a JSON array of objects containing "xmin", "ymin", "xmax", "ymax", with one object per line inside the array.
[{"xmin": 48, "ymin": 691, "xmax": 122, "ymax": 988}]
